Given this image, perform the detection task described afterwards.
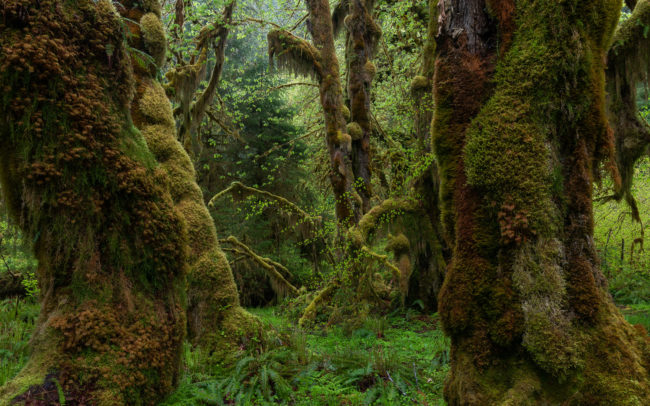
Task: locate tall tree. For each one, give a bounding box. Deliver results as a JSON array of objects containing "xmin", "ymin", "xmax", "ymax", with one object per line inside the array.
[
  {"xmin": 334, "ymin": 0, "xmax": 381, "ymax": 213},
  {"xmin": 434, "ymin": 0, "xmax": 650, "ymax": 404},
  {"xmin": 166, "ymin": 0, "xmax": 235, "ymax": 159},
  {"xmin": 0, "ymin": 0, "xmax": 187, "ymax": 403},
  {"xmin": 268, "ymin": 0, "xmax": 360, "ymax": 225}
]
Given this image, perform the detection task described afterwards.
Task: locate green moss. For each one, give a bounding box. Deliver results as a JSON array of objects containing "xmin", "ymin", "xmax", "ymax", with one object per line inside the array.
[
  {"xmin": 0, "ymin": 0, "xmax": 187, "ymax": 403},
  {"xmin": 140, "ymin": 12, "xmax": 167, "ymax": 67},
  {"xmin": 410, "ymin": 75, "xmax": 429, "ymax": 93},
  {"xmin": 346, "ymin": 122, "xmax": 363, "ymax": 140},
  {"xmin": 385, "ymin": 233, "xmax": 410, "ymax": 254}
]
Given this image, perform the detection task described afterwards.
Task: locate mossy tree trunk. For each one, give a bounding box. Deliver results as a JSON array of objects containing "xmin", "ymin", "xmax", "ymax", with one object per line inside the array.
[
  {"xmin": 407, "ymin": 0, "xmax": 447, "ymax": 311},
  {"xmin": 269, "ymin": 0, "xmax": 360, "ymax": 226},
  {"xmin": 0, "ymin": 0, "xmax": 187, "ymax": 404},
  {"xmin": 343, "ymin": 0, "xmax": 380, "ymax": 214},
  {"xmin": 117, "ymin": 0, "xmax": 260, "ymax": 359},
  {"xmin": 434, "ymin": 0, "xmax": 650, "ymax": 404}
]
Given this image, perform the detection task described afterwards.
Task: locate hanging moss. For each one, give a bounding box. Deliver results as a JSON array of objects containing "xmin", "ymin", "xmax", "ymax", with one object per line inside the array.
[
  {"xmin": 347, "ymin": 122, "xmax": 363, "ymax": 140},
  {"xmin": 267, "ymin": 30, "xmax": 322, "ymax": 79}
]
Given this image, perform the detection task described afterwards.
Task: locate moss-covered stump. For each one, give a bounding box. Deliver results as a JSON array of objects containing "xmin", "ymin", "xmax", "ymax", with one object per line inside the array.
[
  {"xmin": 0, "ymin": 0, "xmax": 187, "ymax": 404},
  {"xmin": 434, "ymin": 0, "xmax": 650, "ymax": 404},
  {"xmin": 117, "ymin": 0, "xmax": 262, "ymax": 359}
]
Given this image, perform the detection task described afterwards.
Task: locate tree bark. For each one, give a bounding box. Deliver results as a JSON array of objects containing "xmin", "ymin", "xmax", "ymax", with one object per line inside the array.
[
  {"xmin": 434, "ymin": 0, "xmax": 650, "ymax": 404},
  {"xmin": 118, "ymin": 0, "xmax": 260, "ymax": 359},
  {"xmin": 0, "ymin": 0, "xmax": 186, "ymax": 403},
  {"xmin": 345, "ymin": 0, "xmax": 380, "ymax": 214}
]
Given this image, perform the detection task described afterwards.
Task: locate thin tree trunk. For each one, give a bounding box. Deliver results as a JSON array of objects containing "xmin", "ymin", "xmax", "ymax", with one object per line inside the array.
[
  {"xmin": 306, "ymin": 0, "xmax": 359, "ymax": 225},
  {"xmin": 434, "ymin": 0, "xmax": 649, "ymax": 404}
]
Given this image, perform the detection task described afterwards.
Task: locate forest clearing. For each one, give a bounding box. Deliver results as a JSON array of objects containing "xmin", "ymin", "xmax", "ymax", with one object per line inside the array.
[{"xmin": 0, "ymin": 0, "xmax": 649, "ymax": 404}]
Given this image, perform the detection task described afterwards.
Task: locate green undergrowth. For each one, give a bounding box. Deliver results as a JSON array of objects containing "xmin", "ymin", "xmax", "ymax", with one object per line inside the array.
[
  {"xmin": 0, "ymin": 298, "xmax": 38, "ymax": 387},
  {"xmin": 162, "ymin": 307, "xmax": 450, "ymax": 405},
  {"xmin": 620, "ymin": 303, "xmax": 650, "ymax": 332},
  {"xmin": 0, "ymin": 300, "xmax": 648, "ymax": 405}
]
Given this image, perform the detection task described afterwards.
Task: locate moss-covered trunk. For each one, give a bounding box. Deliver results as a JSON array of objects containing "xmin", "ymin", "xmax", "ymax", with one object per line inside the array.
[
  {"xmin": 117, "ymin": 0, "xmax": 260, "ymax": 359},
  {"xmin": 0, "ymin": 0, "xmax": 187, "ymax": 404},
  {"xmin": 345, "ymin": 0, "xmax": 380, "ymax": 214},
  {"xmin": 434, "ymin": 0, "xmax": 650, "ymax": 403},
  {"xmin": 306, "ymin": 0, "xmax": 359, "ymax": 225},
  {"xmin": 407, "ymin": 0, "xmax": 446, "ymax": 312}
]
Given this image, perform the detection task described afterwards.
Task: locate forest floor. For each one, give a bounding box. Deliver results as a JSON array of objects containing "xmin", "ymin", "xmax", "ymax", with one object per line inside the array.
[{"xmin": 1, "ymin": 298, "xmax": 648, "ymax": 405}]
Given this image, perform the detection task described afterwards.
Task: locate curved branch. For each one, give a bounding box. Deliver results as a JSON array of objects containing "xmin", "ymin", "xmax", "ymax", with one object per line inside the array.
[
  {"xmin": 350, "ymin": 197, "xmax": 420, "ymax": 243},
  {"xmin": 208, "ymin": 181, "xmax": 318, "ymax": 224},
  {"xmin": 222, "ymin": 236, "xmax": 299, "ymax": 297}
]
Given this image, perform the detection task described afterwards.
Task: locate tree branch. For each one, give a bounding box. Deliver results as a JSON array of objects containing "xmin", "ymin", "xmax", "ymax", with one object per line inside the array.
[
  {"xmin": 221, "ymin": 236, "xmax": 299, "ymax": 297},
  {"xmin": 267, "ymin": 29, "xmax": 322, "ymax": 79}
]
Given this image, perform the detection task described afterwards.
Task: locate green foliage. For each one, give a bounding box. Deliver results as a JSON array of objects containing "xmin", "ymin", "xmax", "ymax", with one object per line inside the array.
[
  {"xmin": 0, "ymin": 298, "xmax": 38, "ymax": 387},
  {"xmin": 595, "ymin": 157, "xmax": 650, "ymax": 304},
  {"xmin": 160, "ymin": 307, "xmax": 449, "ymax": 405}
]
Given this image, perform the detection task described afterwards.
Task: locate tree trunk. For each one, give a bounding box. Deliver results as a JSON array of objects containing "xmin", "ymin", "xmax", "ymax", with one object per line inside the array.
[
  {"xmin": 306, "ymin": 0, "xmax": 360, "ymax": 225},
  {"xmin": 0, "ymin": 0, "xmax": 186, "ymax": 403},
  {"xmin": 345, "ymin": 0, "xmax": 380, "ymax": 214},
  {"xmin": 407, "ymin": 0, "xmax": 447, "ymax": 312},
  {"xmin": 434, "ymin": 0, "xmax": 650, "ymax": 404},
  {"xmin": 118, "ymin": 0, "xmax": 260, "ymax": 359}
]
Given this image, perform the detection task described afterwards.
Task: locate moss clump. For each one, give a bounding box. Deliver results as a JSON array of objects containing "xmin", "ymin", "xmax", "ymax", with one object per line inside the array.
[
  {"xmin": 342, "ymin": 104, "xmax": 351, "ymax": 121},
  {"xmin": 364, "ymin": 61, "xmax": 376, "ymax": 80},
  {"xmin": 140, "ymin": 12, "xmax": 167, "ymax": 67},
  {"xmin": 385, "ymin": 233, "xmax": 410, "ymax": 254},
  {"xmin": 410, "ymin": 75, "xmax": 429, "ymax": 93},
  {"xmin": 347, "ymin": 122, "xmax": 363, "ymax": 140}
]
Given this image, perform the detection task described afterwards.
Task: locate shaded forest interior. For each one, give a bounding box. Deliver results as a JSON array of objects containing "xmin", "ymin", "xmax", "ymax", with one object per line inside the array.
[{"xmin": 0, "ymin": 0, "xmax": 649, "ymax": 405}]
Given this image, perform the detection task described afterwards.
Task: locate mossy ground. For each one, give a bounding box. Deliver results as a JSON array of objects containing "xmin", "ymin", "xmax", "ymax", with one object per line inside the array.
[{"xmin": 2, "ymin": 295, "xmax": 647, "ymax": 405}]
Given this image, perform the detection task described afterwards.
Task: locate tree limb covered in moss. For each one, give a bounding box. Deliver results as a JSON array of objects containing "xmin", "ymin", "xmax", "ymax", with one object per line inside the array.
[
  {"xmin": 222, "ymin": 246, "xmax": 294, "ymax": 280},
  {"xmin": 606, "ymin": 0, "xmax": 650, "ymax": 221},
  {"xmin": 360, "ymin": 246, "xmax": 401, "ymax": 281},
  {"xmin": 298, "ymin": 282, "xmax": 338, "ymax": 328},
  {"xmin": 267, "ymin": 29, "xmax": 322, "ymax": 79},
  {"xmin": 350, "ymin": 197, "xmax": 419, "ymax": 243},
  {"xmin": 208, "ymin": 181, "xmax": 318, "ymax": 224},
  {"xmin": 221, "ymin": 236, "xmax": 299, "ymax": 298}
]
